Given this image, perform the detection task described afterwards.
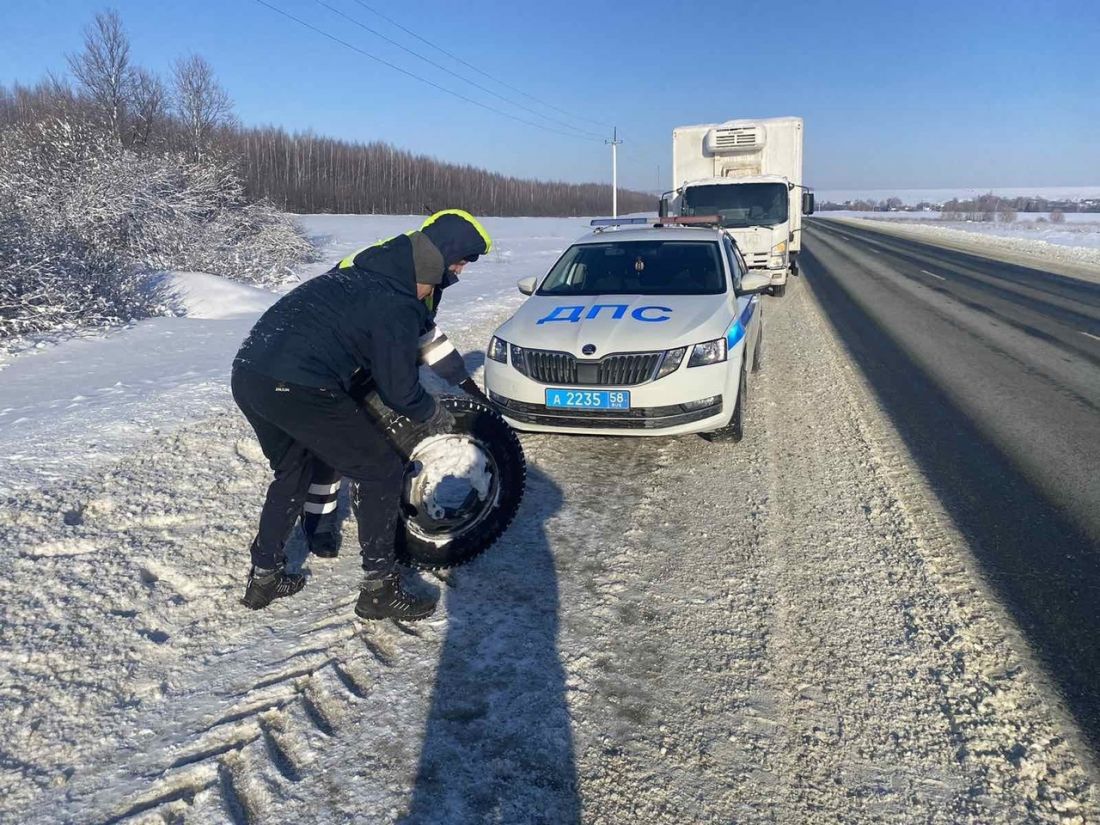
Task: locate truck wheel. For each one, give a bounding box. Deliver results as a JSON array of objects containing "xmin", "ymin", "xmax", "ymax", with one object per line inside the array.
[
  {"xmin": 357, "ymin": 395, "xmax": 526, "ymax": 569},
  {"xmin": 702, "ymin": 364, "xmax": 746, "ymax": 443},
  {"xmin": 771, "ymin": 282, "xmax": 787, "ymax": 298},
  {"xmin": 752, "ymin": 324, "xmax": 764, "ymax": 373}
]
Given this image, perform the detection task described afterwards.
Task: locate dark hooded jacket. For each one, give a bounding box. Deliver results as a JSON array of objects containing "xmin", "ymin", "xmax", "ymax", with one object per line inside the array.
[{"xmin": 233, "ymin": 212, "xmax": 489, "ymax": 422}]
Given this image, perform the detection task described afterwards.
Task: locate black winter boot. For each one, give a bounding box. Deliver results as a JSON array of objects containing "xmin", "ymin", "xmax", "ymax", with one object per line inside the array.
[
  {"xmin": 354, "ymin": 573, "xmax": 437, "ymax": 621},
  {"xmin": 242, "ymin": 565, "xmax": 306, "ymax": 610},
  {"xmin": 308, "ymin": 529, "xmax": 341, "ymax": 559}
]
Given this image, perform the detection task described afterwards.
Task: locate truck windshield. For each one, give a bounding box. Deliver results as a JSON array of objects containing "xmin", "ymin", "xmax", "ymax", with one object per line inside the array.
[
  {"xmin": 538, "ymin": 240, "xmax": 725, "ymax": 296},
  {"xmin": 682, "ymin": 182, "xmax": 789, "ymax": 228}
]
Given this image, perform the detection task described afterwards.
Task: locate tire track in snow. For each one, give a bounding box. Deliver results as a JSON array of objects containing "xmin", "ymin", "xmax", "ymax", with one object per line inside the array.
[{"xmin": 67, "ymin": 619, "xmax": 408, "ymax": 824}]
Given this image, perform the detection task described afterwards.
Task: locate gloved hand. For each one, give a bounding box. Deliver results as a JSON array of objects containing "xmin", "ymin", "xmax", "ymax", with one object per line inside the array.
[
  {"xmin": 424, "ymin": 397, "xmax": 456, "ymax": 435},
  {"xmin": 459, "ymin": 377, "xmax": 489, "ymax": 404}
]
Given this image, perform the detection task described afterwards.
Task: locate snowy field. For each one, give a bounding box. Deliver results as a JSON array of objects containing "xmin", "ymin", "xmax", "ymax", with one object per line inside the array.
[
  {"xmin": 1, "ymin": 216, "xmax": 1098, "ymax": 823},
  {"xmin": 818, "ymin": 213, "xmax": 1100, "ymax": 274},
  {"xmin": 816, "ymin": 185, "xmax": 1100, "ymax": 206}
]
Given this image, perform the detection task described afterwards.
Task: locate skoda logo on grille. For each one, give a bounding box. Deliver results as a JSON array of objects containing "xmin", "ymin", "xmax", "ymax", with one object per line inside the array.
[{"xmin": 582, "ymin": 344, "xmax": 597, "ymax": 356}]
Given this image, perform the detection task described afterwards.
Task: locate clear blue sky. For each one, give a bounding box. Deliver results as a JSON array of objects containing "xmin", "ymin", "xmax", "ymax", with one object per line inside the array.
[{"xmin": 2, "ymin": 0, "xmax": 1098, "ymax": 191}]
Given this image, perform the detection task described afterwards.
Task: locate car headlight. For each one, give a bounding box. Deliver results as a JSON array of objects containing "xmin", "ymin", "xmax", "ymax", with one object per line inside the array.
[
  {"xmin": 509, "ymin": 344, "xmax": 529, "ymax": 376},
  {"xmin": 688, "ymin": 338, "xmax": 727, "ymax": 367},
  {"xmin": 655, "ymin": 347, "xmax": 686, "ymax": 379},
  {"xmin": 488, "ymin": 336, "xmax": 508, "ymax": 363},
  {"xmin": 771, "ymin": 241, "xmax": 787, "ymax": 255}
]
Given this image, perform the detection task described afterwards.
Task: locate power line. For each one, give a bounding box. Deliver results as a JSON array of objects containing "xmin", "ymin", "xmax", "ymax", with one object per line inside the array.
[
  {"xmin": 348, "ymin": 0, "xmax": 613, "ymax": 130},
  {"xmin": 251, "ymin": 0, "xmax": 603, "ymax": 143},
  {"xmin": 313, "ymin": 0, "xmax": 605, "ymax": 140}
]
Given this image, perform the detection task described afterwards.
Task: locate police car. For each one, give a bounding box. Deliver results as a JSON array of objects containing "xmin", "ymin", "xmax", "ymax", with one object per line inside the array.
[{"xmin": 484, "ymin": 217, "xmax": 769, "ymax": 440}]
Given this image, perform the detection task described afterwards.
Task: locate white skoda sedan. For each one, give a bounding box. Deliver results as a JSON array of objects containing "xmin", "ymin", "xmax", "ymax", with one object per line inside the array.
[{"xmin": 484, "ymin": 220, "xmax": 769, "ymax": 440}]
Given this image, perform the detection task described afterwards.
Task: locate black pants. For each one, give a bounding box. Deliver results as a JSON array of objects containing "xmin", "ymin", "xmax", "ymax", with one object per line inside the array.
[
  {"xmin": 301, "ymin": 461, "xmax": 341, "ymax": 537},
  {"xmin": 231, "ymin": 367, "xmax": 404, "ymax": 579}
]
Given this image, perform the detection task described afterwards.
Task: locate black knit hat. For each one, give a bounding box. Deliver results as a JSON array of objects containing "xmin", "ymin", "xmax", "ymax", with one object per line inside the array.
[{"xmin": 420, "ymin": 211, "xmax": 492, "ymax": 267}]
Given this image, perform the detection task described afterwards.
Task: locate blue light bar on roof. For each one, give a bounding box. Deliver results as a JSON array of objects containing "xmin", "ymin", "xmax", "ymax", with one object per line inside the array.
[{"xmin": 590, "ymin": 217, "xmax": 653, "ymax": 227}]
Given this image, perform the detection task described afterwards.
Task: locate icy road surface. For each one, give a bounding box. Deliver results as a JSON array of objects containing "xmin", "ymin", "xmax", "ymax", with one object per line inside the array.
[{"xmin": 0, "ymin": 216, "xmax": 1097, "ymax": 823}]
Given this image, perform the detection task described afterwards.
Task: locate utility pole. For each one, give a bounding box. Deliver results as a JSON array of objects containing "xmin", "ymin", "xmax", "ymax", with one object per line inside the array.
[{"xmin": 605, "ymin": 126, "xmax": 622, "ymax": 217}]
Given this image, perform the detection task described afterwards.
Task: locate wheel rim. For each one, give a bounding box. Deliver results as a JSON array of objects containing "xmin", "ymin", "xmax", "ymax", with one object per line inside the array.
[{"xmin": 402, "ymin": 434, "xmax": 501, "ymax": 544}]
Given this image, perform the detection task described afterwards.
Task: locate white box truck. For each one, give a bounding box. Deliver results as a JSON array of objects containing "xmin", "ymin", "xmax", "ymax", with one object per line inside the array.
[{"xmin": 661, "ymin": 116, "xmax": 813, "ymax": 296}]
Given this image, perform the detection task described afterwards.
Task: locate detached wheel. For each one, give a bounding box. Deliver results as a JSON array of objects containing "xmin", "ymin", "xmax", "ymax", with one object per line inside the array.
[
  {"xmin": 702, "ymin": 364, "xmax": 746, "ymax": 443},
  {"xmin": 367, "ymin": 396, "xmax": 526, "ymax": 569}
]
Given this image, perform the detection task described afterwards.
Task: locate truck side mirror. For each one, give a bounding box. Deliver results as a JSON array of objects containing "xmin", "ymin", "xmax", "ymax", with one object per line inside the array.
[
  {"xmin": 517, "ymin": 276, "xmax": 538, "ymax": 296},
  {"xmin": 658, "ymin": 198, "xmax": 669, "ymax": 218},
  {"xmin": 802, "ymin": 192, "xmax": 815, "ymax": 215}
]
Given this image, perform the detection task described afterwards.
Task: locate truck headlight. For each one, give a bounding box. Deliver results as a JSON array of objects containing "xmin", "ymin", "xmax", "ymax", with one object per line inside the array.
[
  {"xmin": 488, "ymin": 336, "xmax": 508, "ymax": 363},
  {"xmin": 688, "ymin": 338, "xmax": 727, "ymax": 367},
  {"xmin": 655, "ymin": 347, "xmax": 686, "ymax": 379}
]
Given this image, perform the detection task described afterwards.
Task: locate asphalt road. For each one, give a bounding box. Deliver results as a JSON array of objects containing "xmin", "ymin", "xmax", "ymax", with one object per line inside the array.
[{"xmin": 800, "ymin": 218, "xmax": 1100, "ymax": 754}]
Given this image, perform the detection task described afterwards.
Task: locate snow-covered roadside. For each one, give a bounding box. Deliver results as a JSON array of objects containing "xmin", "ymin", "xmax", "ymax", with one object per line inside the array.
[
  {"xmin": 1, "ymin": 216, "xmax": 1096, "ymax": 822},
  {"xmin": 0, "ymin": 215, "xmax": 584, "ymax": 497},
  {"xmin": 818, "ymin": 215, "xmax": 1100, "ymax": 282}
]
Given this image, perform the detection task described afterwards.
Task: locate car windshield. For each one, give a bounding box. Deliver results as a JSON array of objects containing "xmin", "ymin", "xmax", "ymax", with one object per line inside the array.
[
  {"xmin": 682, "ymin": 182, "xmax": 789, "ymax": 228},
  {"xmin": 537, "ymin": 240, "xmax": 725, "ymax": 296}
]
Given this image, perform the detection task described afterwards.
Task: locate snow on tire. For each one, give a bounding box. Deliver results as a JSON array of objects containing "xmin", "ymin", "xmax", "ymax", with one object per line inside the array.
[{"xmin": 361, "ymin": 395, "xmax": 526, "ymax": 569}]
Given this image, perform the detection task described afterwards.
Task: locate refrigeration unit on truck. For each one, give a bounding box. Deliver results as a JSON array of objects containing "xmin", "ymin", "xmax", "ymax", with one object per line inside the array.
[{"xmin": 661, "ymin": 116, "xmax": 814, "ymax": 297}]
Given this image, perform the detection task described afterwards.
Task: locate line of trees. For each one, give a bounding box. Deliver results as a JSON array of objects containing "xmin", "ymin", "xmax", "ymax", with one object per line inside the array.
[
  {"xmin": 229, "ymin": 127, "xmax": 652, "ymax": 216},
  {"xmin": 819, "ymin": 192, "xmax": 1096, "ymax": 220},
  {"xmin": 0, "ymin": 9, "xmax": 649, "ymax": 217}
]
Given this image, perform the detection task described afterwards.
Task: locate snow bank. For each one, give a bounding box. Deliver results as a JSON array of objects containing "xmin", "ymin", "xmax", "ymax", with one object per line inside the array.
[
  {"xmin": 162, "ymin": 271, "xmax": 280, "ymax": 320},
  {"xmin": 819, "ymin": 214, "xmax": 1100, "ymax": 275},
  {"xmin": 0, "ymin": 214, "xmax": 584, "ymax": 495},
  {"xmin": 817, "ymin": 185, "xmax": 1100, "ymax": 206}
]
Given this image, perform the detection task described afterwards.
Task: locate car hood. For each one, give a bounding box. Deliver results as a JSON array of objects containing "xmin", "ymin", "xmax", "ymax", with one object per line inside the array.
[{"xmin": 496, "ymin": 293, "xmax": 734, "ymax": 355}]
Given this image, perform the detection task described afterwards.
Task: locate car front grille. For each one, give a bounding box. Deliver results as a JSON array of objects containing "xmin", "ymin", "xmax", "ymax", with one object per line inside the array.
[
  {"xmin": 524, "ymin": 350, "xmax": 577, "ymax": 384},
  {"xmin": 520, "ymin": 349, "xmax": 664, "ymax": 387},
  {"xmin": 598, "ymin": 353, "xmax": 663, "ymax": 386}
]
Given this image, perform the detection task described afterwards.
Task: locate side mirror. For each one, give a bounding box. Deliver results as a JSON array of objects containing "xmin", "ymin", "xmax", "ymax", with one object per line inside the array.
[
  {"xmin": 517, "ymin": 276, "xmax": 538, "ymax": 296},
  {"xmin": 658, "ymin": 198, "xmax": 669, "ymax": 218},
  {"xmin": 739, "ymin": 271, "xmax": 772, "ymax": 294},
  {"xmin": 802, "ymin": 192, "xmax": 815, "ymax": 215}
]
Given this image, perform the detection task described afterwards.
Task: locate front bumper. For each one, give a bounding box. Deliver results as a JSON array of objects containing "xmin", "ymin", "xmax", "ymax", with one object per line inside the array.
[
  {"xmin": 490, "ymin": 393, "xmax": 724, "ymax": 434},
  {"xmin": 484, "ymin": 355, "xmax": 738, "ymax": 437}
]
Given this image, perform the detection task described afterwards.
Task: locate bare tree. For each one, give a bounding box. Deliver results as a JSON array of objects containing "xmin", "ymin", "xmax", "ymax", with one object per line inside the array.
[
  {"xmin": 128, "ymin": 68, "xmax": 167, "ymax": 147},
  {"xmin": 1050, "ymin": 208, "xmax": 1066, "ymax": 224},
  {"xmin": 173, "ymin": 55, "xmax": 234, "ymax": 159},
  {"xmin": 66, "ymin": 9, "xmax": 133, "ymax": 144},
  {"xmin": 998, "ymin": 208, "xmax": 1017, "ymax": 223}
]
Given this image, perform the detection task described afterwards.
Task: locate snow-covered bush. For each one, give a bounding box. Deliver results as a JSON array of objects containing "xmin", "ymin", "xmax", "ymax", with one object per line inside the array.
[{"xmin": 0, "ymin": 119, "xmax": 313, "ymax": 339}]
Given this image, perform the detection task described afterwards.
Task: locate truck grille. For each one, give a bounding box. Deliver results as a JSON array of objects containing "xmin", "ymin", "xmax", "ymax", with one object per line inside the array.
[{"xmin": 521, "ymin": 349, "xmax": 664, "ymax": 387}]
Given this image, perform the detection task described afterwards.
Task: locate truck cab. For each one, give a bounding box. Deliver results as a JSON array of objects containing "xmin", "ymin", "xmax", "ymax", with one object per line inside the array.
[{"xmin": 661, "ymin": 117, "xmax": 813, "ymax": 296}]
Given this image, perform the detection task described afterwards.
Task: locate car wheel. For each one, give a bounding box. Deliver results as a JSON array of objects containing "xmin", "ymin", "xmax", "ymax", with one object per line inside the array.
[
  {"xmin": 357, "ymin": 395, "xmax": 527, "ymax": 569},
  {"xmin": 702, "ymin": 363, "xmax": 746, "ymax": 443}
]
